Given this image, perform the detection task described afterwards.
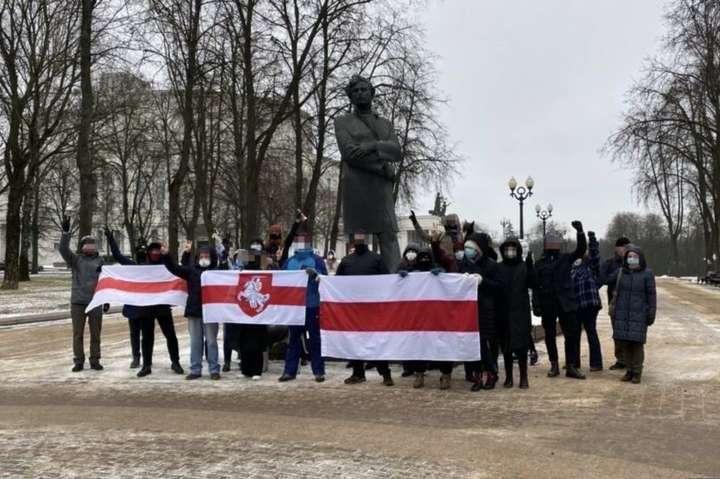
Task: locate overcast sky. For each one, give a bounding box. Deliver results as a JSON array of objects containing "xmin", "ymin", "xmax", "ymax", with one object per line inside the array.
[{"xmin": 408, "ymin": 1, "xmax": 668, "ymax": 238}]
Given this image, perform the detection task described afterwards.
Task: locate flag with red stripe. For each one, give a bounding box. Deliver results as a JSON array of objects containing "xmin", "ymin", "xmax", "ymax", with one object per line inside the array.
[
  {"xmin": 201, "ymin": 270, "xmax": 308, "ymax": 325},
  {"xmin": 319, "ymin": 272, "xmax": 481, "ymax": 361},
  {"xmin": 86, "ymin": 265, "xmax": 188, "ymax": 313}
]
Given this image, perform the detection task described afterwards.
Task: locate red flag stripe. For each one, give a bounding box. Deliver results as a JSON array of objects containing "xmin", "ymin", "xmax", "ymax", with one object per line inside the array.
[
  {"xmin": 320, "ymin": 300, "xmax": 478, "ymax": 332},
  {"xmin": 96, "ymin": 277, "xmax": 187, "ymax": 293},
  {"xmin": 202, "ymin": 285, "xmax": 306, "ymax": 306}
]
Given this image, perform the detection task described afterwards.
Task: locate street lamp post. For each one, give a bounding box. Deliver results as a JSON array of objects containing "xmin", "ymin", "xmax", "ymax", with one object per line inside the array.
[
  {"xmin": 508, "ymin": 176, "xmax": 534, "ymax": 239},
  {"xmin": 535, "ymin": 203, "xmax": 554, "ymax": 243}
]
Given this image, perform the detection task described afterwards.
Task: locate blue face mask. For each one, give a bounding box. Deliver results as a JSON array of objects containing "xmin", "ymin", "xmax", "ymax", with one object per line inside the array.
[{"xmin": 464, "ymin": 247, "xmax": 478, "ymax": 260}]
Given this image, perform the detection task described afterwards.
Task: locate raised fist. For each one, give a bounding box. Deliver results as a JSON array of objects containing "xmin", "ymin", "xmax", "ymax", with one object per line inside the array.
[
  {"xmin": 104, "ymin": 226, "xmax": 114, "ymax": 241},
  {"xmin": 61, "ymin": 216, "xmax": 71, "ymax": 233}
]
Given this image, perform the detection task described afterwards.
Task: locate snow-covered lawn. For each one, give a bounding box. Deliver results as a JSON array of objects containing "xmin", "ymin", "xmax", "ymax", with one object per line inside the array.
[{"xmin": 0, "ymin": 271, "xmax": 71, "ymax": 319}]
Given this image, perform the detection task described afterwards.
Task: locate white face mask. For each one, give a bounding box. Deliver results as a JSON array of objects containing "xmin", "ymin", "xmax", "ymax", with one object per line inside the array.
[
  {"xmin": 198, "ymin": 258, "xmax": 211, "ymax": 268},
  {"xmin": 455, "ymin": 250, "xmax": 464, "ymax": 261},
  {"xmin": 405, "ymin": 251, "xmax": 417, "ymax": 262},
  {"xmin": 250, "ymin": 244, "xmax": 263, "ymax": 252},
  {"xmin": 293, "ymin": 242, "xmax": 311, "ymax": 251},
  {"xmin": 627, "ymin": 256, "xmax": 640, "ymax": 269}
]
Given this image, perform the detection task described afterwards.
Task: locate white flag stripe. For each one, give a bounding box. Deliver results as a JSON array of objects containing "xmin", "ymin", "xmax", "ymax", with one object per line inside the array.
[
  {"xmin": 87, "ymin": 290, "xmax": 187, "ymax": 312},
  {"xmin": 201, "ymin": 269, "xmax": 308, "ymax": 287},
  {"xmin": 98, "ymin": 264, "xmax": 181, "ymax": 282},
  {"xmin": 320, "ymin": 330, "xmax": 481, "ymax": 361},
  {"xmin": 319, "ymin": 272, "xmax": 478, "ymax": 303},
  {"xmin": 202, "ymin": 303, "xmax": 306, "ymax": 325}
]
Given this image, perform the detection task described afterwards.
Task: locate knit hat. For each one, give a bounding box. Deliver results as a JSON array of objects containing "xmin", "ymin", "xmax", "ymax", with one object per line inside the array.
[{"xmin": 79, "ymin": 236, "xmax": 96, "ymax": 247}]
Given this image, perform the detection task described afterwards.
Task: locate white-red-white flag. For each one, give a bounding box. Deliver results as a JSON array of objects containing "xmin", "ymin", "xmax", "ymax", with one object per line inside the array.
[
  {"xmin": 319, "ymin": 272, "xmax": 480, "ymax": 361},
  {"xmin": 86, "ymin": 265, "xmax": 188, "ymax": 313},
  {"xmin": 201, "ymin": 270, "xmax": 307, "ymax": 325}
]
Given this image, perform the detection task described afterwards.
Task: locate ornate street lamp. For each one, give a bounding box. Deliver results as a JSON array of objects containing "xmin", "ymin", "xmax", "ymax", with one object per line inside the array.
[
  {"xmin": 508, "ymin": 176, "xmax": 534, "ymax": 239},
  {"xmin": 535, "ymin": 203, "xmax": 553, "ymax": 243}
]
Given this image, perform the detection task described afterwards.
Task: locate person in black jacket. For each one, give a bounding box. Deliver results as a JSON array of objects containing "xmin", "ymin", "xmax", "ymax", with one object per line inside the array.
[
  {"xmin": 460, "ymin": 232, "xmax": 504, "ymax": 392},
  {"xmin": 533, "ymin": 221, "xmax": 587, "ymax": 380},
  {"xmin": 163, "ymin": 241, "xmax": 220, "ymax": 380},
  {"xmin": 497, "ymin": 238, "xmax": 536, "ymax": 389},
  {"xmin": 337, "ymin": 230, "xmax": 394, "ymax": 386},
  {"xmin": 105, "ymin": 229, "xmax": 184, "ymax": 378}
]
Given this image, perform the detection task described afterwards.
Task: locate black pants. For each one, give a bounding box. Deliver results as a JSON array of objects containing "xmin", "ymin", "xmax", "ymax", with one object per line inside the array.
[
  {"xmin": 128, "ymin": 317, "xmax": 141, "ymax": 359},
  {"xmin": 465, "ymin": 336, "xmax": 499, "ymax": 377},
  {"xmin": 240, "ymin": 350, "xmax": 264, "ymax": 377},
  {"xmin": 351, "ymin": 360, "xmax": 390, "ymax": 378},
  {"xmin": 542, "ymin": 309, "xmax": 580, "ymax": 367},
  {"xmin": 139, "ymin": 308, "xmax": 180, "ymax": 367},
  {"xmin": 503, "ymin": 348, "xmax": 528, "ymax": 374},
  {"xmin": 223, "ymin": 323, "xmax": 241, "ymax": 363}
]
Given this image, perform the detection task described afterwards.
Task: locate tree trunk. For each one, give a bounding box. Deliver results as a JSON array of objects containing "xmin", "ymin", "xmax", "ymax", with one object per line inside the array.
[
  {"xmin": 19, "ymin": 186, "xmax": 33, "ymax": 281},
  {"xmin": 2, "ymin": 174, "xmax": 24, "ymax": 290},
  {"xmin": 76, "ymin": 0, "xmax": 96, "ymax": 239}
]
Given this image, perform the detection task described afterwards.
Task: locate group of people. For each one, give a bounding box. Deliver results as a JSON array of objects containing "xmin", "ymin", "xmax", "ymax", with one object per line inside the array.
[{"xmin": 61, "ymin": 210, "xmax": 657, "ymax": 389}]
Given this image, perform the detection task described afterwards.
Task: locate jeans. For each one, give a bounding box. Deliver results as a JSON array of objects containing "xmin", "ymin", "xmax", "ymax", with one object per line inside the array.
[
  {"xmin": 71, "ymin": 304, "xmax": 102, "ymax": 364},
  {"xmin": 577, "ymin": 307, "xmax": 603, "ymax": 369},
  {"xmin": 188, "ymin": 317, "xmax": 219, "ymax": 375},
  {"xmin": 283, "ymin": 307, "xmax": 324, "ymax": 377}
]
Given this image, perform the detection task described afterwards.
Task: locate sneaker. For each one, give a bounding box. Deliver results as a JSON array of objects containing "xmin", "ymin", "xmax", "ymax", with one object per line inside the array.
[
  {"xmin": 609, "ymin": 362, "xmax": 626, "ymax": 370},
  {"xmin": 439, "ymin": 373, "xmax": 451, "ymax": 390},
  {"xmin": 344, "ymin": 375, "xmax": 366, "ymax": 385},
  {"xmin": 71, "ymin": 363, "xmax": 84, "ymax": 373},
  {"xmin": 278, "ymin": 374, "xmax": 296, "ymax": 382},
  {"xmin": 412, "ymin": 373, "xmax": 424, "ymax": 389},
  {"xmin": 314, "ymin": 375, "xmax": 325, "ymax": 383},
  {"xmin": 251, "ymin": 375, "xmax": 261, "ymax": 381},
  {"xmin": 89, "ymin": 361, "xmax": 103, "ymax": 371},
  {"xmin": 171, "ymin": 363, "xmax": 184, "ymax": 375},
  {"xmin": 382, "ymin": 374, "xmax": 394, "ymax": 387},
  {"xmin": 130, "ymin": 357, "xmax": 140, "ymax": 369},
  {"xmin": 210, "ymin": 373, "xmax": 221, "ymax": 380},
  {"xmin": 186, "ymin": 373, "xmax": 202, "ymax": 380},
  {"xmin": 137, "ymin": 366, "xmax": 152, "ymax": 377}
]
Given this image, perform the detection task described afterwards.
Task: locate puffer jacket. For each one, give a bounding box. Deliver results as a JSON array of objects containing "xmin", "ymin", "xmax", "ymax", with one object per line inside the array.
[
  {"xmin": 59, "ymin": 232, "xmax": 103, "ymax": 305},
  {"xmin": 612, "ymin": 245, "xmax": 656, "ymax": 344}
]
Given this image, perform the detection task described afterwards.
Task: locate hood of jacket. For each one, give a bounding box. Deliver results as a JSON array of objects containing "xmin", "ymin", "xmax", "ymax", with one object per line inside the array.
[
  {"xmin": 623, "ymin": 244, "xmax": 647, "ymax": 271},
  {"xmin": 195, "ymin": 245, "xmax": 218, "ymax": 270},
  {"xmin": 499, "ymin": 237, "xmax": 523, "ymax": 264}
]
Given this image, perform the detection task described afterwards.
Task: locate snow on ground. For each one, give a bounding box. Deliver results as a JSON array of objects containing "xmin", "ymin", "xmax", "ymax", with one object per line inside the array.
[{"xmin": 0, "ymin": 271, "xmax": 72, "ymax": 319}]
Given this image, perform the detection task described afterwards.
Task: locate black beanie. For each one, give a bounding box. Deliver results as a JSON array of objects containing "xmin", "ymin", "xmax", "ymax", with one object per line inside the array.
[{"xmin": 615, "ymin": 237, "xmax": 630, "ymax": 247}]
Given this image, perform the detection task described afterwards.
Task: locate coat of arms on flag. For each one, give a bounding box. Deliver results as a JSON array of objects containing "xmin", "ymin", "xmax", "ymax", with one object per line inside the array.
[{"xmin": 237, "ymin": 274, "xmax": 271, "ymax": 316}]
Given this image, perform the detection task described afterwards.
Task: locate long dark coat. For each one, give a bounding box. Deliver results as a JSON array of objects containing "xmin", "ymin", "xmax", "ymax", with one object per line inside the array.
[
  {"xmin": 334, "ymin": 112, "xmax": 400, "ymax": 234},
  {"xmin": 497, "ymin": 239, "xmax": 536, "ymax": 352},
  {"xmin": 612, "ymin": 246, "xmax": 657, "ymax": 344},
  {"xmin": 459, "ymin": 253, "xmax": 503, "ymax": 340}
]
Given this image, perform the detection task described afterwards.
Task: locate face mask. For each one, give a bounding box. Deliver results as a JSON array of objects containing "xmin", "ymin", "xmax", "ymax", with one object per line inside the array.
[
  {"xmin": 198, "ymin": 257, "xmax": 211, "ymax": 268},
  {"xmin": 293, "ymin": 242, "xmax": 311, "ymax": 251},
  {"xmin": 405, "ymin": 251, "xmax": 417, "ymax": 262},
  {"xmin": 627, "ymin": 256, "xmax": 640, "ymax": 269},
  {"xmin": 269, "ymin": 234, "xmax": 281, "ymax": 241},
  {"xmin": 250, "ymin": 244, "xmax": 263, "ymax": 252},
  {"xmin": 455, "ymin": 250, "xmax": 464, "ymax": 261},
  {"xmin": 148, "ymin": 250, "xmax": 161, "ymax": 262},
  {"xmin": 354, "ymin": 243, "xmax": 368, "ymax": 254},
  {"xmin": 505, "ymin": 247, "xmax": 517, "ymax": 259},
  {"xmin": 464, "ymin": 247, "xmax": 478, "ymax": 260},
  {"xmin": 573, "ymin": 258, "xmax": 583, "ymax": 267}
]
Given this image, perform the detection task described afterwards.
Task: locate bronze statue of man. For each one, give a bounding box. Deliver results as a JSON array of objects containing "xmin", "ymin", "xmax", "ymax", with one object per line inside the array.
[{"xmin": 334, "ymin": 75, "xmax": 401, "ymax": 271}]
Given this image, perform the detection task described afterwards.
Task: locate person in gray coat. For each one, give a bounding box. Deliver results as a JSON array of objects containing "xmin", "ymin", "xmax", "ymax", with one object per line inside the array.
[
  {"xmin": 612, "ymin": 245, "xmax": 656, "ymax": 384},
  {"xmin": 59, "ymin": 217, "xmax": 105, "ymax": 372}
]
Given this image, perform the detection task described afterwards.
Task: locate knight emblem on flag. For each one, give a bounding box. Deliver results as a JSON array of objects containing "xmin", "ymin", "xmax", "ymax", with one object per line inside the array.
[{"xmin": 237, "ymin": 274, "xmax": 271, "ymax": 316}]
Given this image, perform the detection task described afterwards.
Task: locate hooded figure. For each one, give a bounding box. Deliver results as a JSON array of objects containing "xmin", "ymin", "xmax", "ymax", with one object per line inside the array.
[
  {"xmin": 460, "ymin": 232, "xmax": 504, "ymax": 391},
  {"xmin": 497, "ymin": 238, "xmax": 536, "ymax": 389},
  {"xmin": 612, "ymin": 245, "xmax": 656, "ymax": 384},
  {"xmin": 163, "ymin": 243, "xmax": 221, "ymax": 379},
  {"xmin": 600, "ymin": 235, "xmax": 632, "ymax": 371},
  {"xmin": 105, "ymin": 230, "xmax": 183, "ymax": 377}
]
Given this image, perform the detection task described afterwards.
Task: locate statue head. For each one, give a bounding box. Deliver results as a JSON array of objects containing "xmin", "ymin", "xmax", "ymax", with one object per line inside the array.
[{"xmin": 345, "ymin": 75, "xmax": 375, "ymax": 110}]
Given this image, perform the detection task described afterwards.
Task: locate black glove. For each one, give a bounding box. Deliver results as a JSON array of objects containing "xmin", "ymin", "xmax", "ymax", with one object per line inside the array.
[
  {"xmin": 61, "ymin": 216, "xmax": 71, "ymax": 233},
  {"xmin": 430, "ymin": 267, "xmax": 442, "ymax": 276},
  {"xmin": 104, "ymin": 226, "xmax": 114, "ymax": 242},
  {"xmin": 398, "ymin": 270, "xmax": 409, "ymax": 278},
  {"xmin": 409, "ymin": 210, "xmax": 417, "ymax": 222},
  {"xmin": 103, "ymin": 303, "xmax": 110, "ymax": 313},
  {"xmin": 571, "ymin": 220, "xmax": 583, "ymax": 232}
]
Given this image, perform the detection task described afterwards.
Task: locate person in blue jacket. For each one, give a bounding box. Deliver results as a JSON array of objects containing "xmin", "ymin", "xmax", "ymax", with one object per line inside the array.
[{"xmin": 278, "ymin": 226, "xmax": 328, "ymax": 382}]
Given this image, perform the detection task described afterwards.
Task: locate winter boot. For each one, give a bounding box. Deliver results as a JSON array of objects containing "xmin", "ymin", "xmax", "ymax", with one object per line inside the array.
[
  {"xmin": 470, "ymin": 372, "xmax": 484, "ymax": 392},
  {"xmin": 503, "ymin": 361, "xmax": 514, "ymax": 388},
  {"xmin": 631, "ymin": 371, "xmax": 642, "ymax": 384},
  {"xmin": 439, "ymin": 373, "xmax": 451, "ymax": 390},
  {"xmin": 130, "ymin": 356, "xmax": 141, "ymax": 369},
  {"xmin": 210, "ymin": 373, "xmax": 221, "ymax": 380},
  {"xmin": 529, "ymin": 349, "xmax": 539, "ymax": 366},
  {"xmin": 344, "ymin": 374, "xmax": 366, "ymax": 385},
  {"xmin": 278, "ymin": 374, "xmax": 296, "ymax": 382},
  {"xmin": 186, "ymin": 373, "xmax": 201, "ymax": 380},
  {"xmin": 565, "ymin": 365, "xmax": 586, "ymax": 380},
  {"xmin": 171, "ymin": 362, "xmax": 184, "ymax": 375},
  {"xmin": 71, "ymin": 363, "xmax": 84, "ymax": 373},
  {"xmin": 89, "ymin": 361, "xmax": 104, "ymax": 371},
  {"xmin": 547, "ymin": 362, "xmax": 560, "ymax": 377},
  {"xmin": 382, "ymin": 372, "xmax": 394, "ymax": 387},
  {"xmin": 222, "ymin": 360, "xmax": 231, "ymax": 372},
  {"xmin": 518, "ymin": 357, "xmax": 529, "ymax": 389},
  {"xmin": 621, "ymin": 371, "xmax": 634, "ymax": 382},
  {"xmin": 137, "ymin": 365, "xmax": 152, "ymax": 377},
  {"xmin": 483, "ymin": 372, "xmax": 498, "ymax": 390},
  {"xmin": 412, "ymin": 372, "xmax": 424, "ymax": 389},
  {"xmin": 609, "ymin": 361, "xmax": 626, "ymax": 370}
]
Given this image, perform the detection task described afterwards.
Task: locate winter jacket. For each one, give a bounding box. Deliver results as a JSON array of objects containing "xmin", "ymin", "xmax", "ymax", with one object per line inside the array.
[
  {"xmin": 162, "ymin": 248, "xmax": 218, "ymax": 319},
  {"xmin": 108, "ymin": 235, "xmax": 170, "ymax": 318},
  {"xmin": 600, "ymin": 255, "xmax": 624, "ymax": 302},
  {"xmin": 459, "ymin": 253, "xmax": 503, "ymax": 339},
  {"xmin": 612, "ymin": 245, "xmax": 656, "ymax": 344},
  {"xmin": 533, "ymin": 230, "xmax": 587, "ymax": 314},
  {"xmin": 497, "ymin": 238, "xmax": 536, "ymax": 351},
  {"xmin": 282, "ymin": 249, "xmax": 327, "ymax": 308},
  {"xmin": 336, "ymin": 247, "xmax": 389, "ymax": 276},
  {"xmin": 572, "ymin": 233, "xmax": 602, "ymax": 311},
  {"xmin": 59, "ymin": 232, "xmax": 104, "ymax": 305}
]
